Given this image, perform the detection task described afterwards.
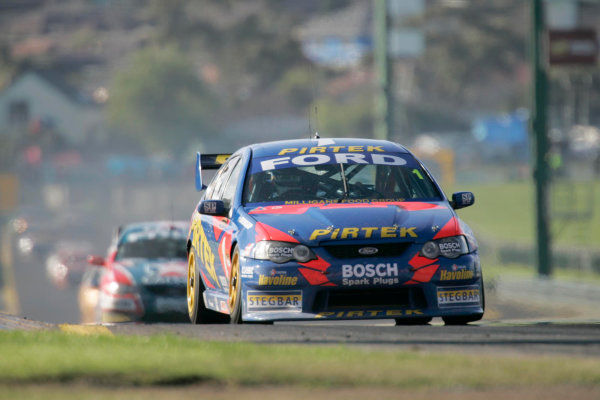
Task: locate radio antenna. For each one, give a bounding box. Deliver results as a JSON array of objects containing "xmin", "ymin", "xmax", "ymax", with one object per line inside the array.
[
  {"xmin": 313, "ymin": 104, "xmax": 320, "ymax": 139},
  {"xmin": 308, "ymin": 62, "xmax": 320, "ymax": 140},
  {"xmin": 308, "ymin": 108, "xmax": 312, "ymax": 139}
]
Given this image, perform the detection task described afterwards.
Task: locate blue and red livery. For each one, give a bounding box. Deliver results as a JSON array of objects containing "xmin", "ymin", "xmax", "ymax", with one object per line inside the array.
[{"xmin": 186, "ymin": 138, "xmax": 484, "ymax": 325}]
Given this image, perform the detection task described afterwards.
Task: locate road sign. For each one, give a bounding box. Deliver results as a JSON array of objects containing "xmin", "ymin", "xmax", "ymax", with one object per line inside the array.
[
  {"xmin": 548, "ymin": 29, "xmax": 598, "ymax": 66},
  {"xmin": 388, "ymin": 29, "xmax": 424, "ymax": 58}
]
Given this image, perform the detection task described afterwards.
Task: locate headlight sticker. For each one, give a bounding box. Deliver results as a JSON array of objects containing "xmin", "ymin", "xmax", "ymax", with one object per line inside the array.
[
  {"xmin": 251, "ymin": 241, "xmax": 316, "ymax": 264},
  {"xmin": 421, "ymin": 236, "xmax": 469, "ymax": 259}
]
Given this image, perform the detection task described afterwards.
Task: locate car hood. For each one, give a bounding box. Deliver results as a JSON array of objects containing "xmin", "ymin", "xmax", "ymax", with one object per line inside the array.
[
  {"xmin": 245, "ymin": 202, "xmax": 459, "ymax": 245},
  {"xmin": 112, "ymin": 259, "xmax": 187, "ymax": 286}
]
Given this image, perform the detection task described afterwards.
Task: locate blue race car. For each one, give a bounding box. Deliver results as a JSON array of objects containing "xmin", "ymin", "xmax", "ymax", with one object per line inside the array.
[{"xmin": 187, "ymin": 138, "xmax": 483, "ymax": 325}]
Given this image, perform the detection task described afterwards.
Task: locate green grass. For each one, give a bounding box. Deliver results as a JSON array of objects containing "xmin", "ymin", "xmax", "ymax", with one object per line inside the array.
[
  {"xmin": 447, "ymin": 180, "xmax": 600, "ymax": 280},
  {"xmin": 449, "ymin": 181, "xmax": 600, "ymax": 248},
  {"xmin": 1, "ymin": 330, "xmax": 600, "ymax": 389}
]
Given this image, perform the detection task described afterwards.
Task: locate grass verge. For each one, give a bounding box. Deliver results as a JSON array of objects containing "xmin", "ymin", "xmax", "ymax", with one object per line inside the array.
[
  {"xmin": 1, "ymin": 330, "xmax": 599, "ymax": 389},
  {"xmin": 451, "ymin": 181, "xmax": 600, "ymax": 248},
  {"xmin": 482, "ymin": 259, "xmax": 600, "ymax": 286}
]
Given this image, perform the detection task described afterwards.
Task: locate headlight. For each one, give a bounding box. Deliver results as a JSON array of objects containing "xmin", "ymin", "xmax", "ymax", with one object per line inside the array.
[
  {"xmin": 420, "ymin": 236, "xmax": 469, "ymax": 259},
  {"xmin": 106, "ymin": 281, "xmax": 138, "ymax": 295},
  {"xmin": 251, "ymin": 241, "xmax": 316, "ymax": 263},
  {"xmin": 421, "ymin": 241, "xmax": 440, "ymax": 259}
]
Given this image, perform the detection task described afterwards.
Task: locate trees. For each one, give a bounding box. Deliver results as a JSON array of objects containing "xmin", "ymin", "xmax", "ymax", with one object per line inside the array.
[
  {"xmin": 415, "ymin": 0, "xmax": 528, "ymax": 112},
  {"xmin": 146, "ymin": 0, "xmax": 306, "ymax": 105},
  {"xmin": 106, "ymin": 46, "xmax": 216, "ymax": 154}
]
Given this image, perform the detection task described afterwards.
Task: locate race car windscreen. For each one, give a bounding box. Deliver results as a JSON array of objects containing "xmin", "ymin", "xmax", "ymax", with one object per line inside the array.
[
  {"xmin": 242, "ymin": 152, "xmax": 442, "ymax": 205},
  {"xmin": 115, "ymin": 232, "xmax": 187, "ymax": 260}
]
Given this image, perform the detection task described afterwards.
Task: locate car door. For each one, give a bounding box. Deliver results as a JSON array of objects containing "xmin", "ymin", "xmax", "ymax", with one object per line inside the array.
[{"xmin": 195, "ymin": 155, "xmax": 242, "ymax": 292}]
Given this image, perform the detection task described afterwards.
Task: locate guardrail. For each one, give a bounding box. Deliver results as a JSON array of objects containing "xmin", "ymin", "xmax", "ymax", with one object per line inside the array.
[{"xmin": 479, "ymin": 238, "xmax": 600, "ymax": 274}]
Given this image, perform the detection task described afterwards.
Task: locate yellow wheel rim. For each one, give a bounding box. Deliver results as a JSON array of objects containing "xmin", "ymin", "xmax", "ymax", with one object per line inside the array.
[
  {"xmin": 187, "ymin": 252, "xmax": 195, "ymax": 313},
  {"xmin": 228, "ymin": 251, "xmax": 239, "ymax": 312}
]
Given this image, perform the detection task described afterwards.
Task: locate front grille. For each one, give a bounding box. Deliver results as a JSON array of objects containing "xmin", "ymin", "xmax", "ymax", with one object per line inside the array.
[
  {"xmin": 144, "ymin": 284, "xmax": 186, "ymax": 297},
  {"xmin": 314, "ymin": 287, "xmax": 427, "ymax": 310},
  {"xmin": 322, "ymin": 242, "xmax": 411, "ymax": 259}
]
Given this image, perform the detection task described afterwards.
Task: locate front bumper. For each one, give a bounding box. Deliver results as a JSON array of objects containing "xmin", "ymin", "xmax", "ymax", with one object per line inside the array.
[
  {"xmin": 237, "ymin": 253, "xmax": 484, "ymax": 322},
  {"xmin": 100, "ymin": 286, "xmax": 188, "ymax": 323}
]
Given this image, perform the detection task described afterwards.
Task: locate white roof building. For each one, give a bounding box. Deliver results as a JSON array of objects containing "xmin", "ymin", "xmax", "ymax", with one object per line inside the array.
[{"xmin": 0, "ymin": 71, "xmax": 102, "ymax": 146}]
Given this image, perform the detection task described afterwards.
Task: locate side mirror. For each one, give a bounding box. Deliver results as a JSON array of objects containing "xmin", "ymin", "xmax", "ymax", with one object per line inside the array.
[
  {"xmin": 451, "ymin": 192, "xmax": 475, "ymax": 210},
  {"xmin": 87, "ymin": 255, "xmax": 106, "ymax": 267},
  {"xmin": 198, "ymin": 200, "xmax": 226, "ymax": 216}
]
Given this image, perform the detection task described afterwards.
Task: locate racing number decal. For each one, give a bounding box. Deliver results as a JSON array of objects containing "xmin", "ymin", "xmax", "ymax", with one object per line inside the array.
[{"xmin": 191, "ymin": 219, "xmax": 220, "ymax": 288}]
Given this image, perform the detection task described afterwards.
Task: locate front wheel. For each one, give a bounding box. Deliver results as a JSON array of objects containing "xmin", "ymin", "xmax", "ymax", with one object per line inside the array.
[{"xmin": 228, "ymin": 247, "xmax": 243, "ymax": 324}]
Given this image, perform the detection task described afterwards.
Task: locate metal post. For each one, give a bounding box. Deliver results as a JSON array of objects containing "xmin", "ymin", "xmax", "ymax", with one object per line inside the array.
[
  {"xmin": 531, "ymin": 0, "xmax": 552, "ymax": 277},
  {"xmin": 374, "ymin": 0, "xmax": 393, "ymax": 140}
]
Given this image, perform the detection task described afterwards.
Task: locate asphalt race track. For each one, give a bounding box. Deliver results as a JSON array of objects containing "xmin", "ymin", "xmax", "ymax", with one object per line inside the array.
[
  {"xmin": 2, "ymin": 229, "xmax": 600, "ymax": 357},
  {"xmin": 0, "ymin": 311, "xmax": 599, "ymax": 357},
  {"xmin": 109, "ymin": 320, "xmax": 600, "ymax": 356}
]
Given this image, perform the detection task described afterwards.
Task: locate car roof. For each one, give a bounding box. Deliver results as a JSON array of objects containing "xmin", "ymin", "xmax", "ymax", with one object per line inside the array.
[{"xmin": 245, "ymin": 138, "xmax": 410, "ymax": 158}]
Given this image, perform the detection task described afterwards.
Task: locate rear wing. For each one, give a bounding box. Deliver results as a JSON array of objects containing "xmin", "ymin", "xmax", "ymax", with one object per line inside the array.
[{"xmin": 195, "ymin": 153, "xmax": 231, "ymax": 191}]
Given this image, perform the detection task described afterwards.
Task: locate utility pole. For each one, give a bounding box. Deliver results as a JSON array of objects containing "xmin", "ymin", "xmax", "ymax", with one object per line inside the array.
[
  {"xmin": 374, "ymin": 0, "xmax": 393, "ymax": 140},
  {"xmin": 531, "ymin": 0, "xmax": 552, "ymax": 277}
]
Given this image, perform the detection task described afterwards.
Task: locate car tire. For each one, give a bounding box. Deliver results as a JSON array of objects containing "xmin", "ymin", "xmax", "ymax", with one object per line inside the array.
[
  {"xmin": 394, "ymin": 317, "xmax": 432, "ymax": 325},
  {"xmin": 188, "ymin": 251, "xmax": 228, "ymax": 324},
  {"xmin": 228, "ymin": 247, "xmax": 243, "ymax": 324},
  {"xmin": 442, "ymin": 281, "xmax": 485, "ymax": 326}
]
